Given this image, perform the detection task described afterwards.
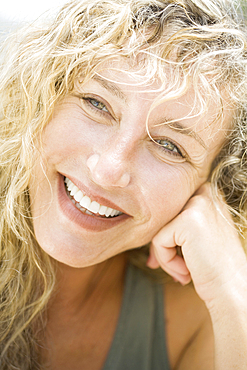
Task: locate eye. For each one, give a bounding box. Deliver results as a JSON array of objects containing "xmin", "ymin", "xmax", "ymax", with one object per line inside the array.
[
  {"xmin": 83, "ymin": 97, "xmax": 109, "ymax": 113},
  {"xmin": 155, "ymin": 138, "xmax": 184, "ymax": 158}
]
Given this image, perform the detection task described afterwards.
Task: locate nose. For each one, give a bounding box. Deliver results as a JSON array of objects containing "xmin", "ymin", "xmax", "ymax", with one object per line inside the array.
[{"xmin": 86, "ymin": 147, "xmax": 131, "ymax": 188}]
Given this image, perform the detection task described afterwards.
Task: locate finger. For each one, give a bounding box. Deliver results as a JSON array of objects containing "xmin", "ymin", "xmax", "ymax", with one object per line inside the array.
[
  {"xmin": 152, "ymin": 216, "xmax": 190, "ymax": 274},
  {"xmin": 155, "ymin": 258, "xmax": 191, "ymax": 285},
  {"xmin": 152, "ymin": 217, "xmax": 181, "ymax": 250},
  {"xmin": 148, "ymin": 242, "xmax": 191, "ymax": 284},
  {"xmin": 163, "ymin": 267, "xmax": 191, "ymax": 285},
  {"xmin": 154, "ymin": 244, "xmax": 190, "ymax": 276},
  {"xmin": 147, "ymin": 241, "xmax": 180, "ymax": 271}
]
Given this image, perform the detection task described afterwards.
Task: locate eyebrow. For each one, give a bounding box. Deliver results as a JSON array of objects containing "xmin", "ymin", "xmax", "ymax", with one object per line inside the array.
[{"xmin": 93, "ymin": 75, "xmax": 128, "ymax": 103}]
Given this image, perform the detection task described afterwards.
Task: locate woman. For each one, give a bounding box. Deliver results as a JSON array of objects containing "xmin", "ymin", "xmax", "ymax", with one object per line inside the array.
[{"xmin": 0, "ymin": 0, "xmax": 247, "ymax": 369}]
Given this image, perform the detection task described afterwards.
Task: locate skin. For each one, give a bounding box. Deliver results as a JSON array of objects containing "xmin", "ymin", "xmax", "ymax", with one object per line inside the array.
[
  {"xmin": 148, "ymin": 183, "xmax": 247, "ymax": 370},
  {"xmin": 29, "ymin": 59, "xmax": 247, "ymax": 369},
  {"xmin": 30, "ymin": 60, "xmax": 228, "ymax": 268}
]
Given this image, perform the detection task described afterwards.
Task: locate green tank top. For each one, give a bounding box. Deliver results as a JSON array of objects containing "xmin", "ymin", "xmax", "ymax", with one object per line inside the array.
[{"xmin": 102, "ymin": 263, "xmax": 171, "ymax": 370}]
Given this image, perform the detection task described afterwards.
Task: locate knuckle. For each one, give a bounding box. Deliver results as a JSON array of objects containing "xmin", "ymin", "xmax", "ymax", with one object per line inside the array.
[{"xmin": 181, "ymin": 205, "xmax": 208, "ymax": 228}]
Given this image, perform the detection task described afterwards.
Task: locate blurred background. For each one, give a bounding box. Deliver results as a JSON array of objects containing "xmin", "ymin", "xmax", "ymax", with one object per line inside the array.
[
  {"xmin": 0, "ymin": 0, "xmax": 67, "ymax": 36},
  {"xmin": 1, "ymin": 0, "xmax": 247, "ymax": 39}
]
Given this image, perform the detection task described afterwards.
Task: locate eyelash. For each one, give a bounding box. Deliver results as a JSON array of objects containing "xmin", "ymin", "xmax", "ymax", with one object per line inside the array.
[
  {"xmin": 81, "ymin": 96, "xmax": 110, "ymax": 115},
  {"xmin": 154, "ymin": 138, "xmax": 185, "ymax": 158}
]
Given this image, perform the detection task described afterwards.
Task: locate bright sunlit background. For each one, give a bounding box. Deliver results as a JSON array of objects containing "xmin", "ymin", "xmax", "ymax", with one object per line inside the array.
[
  {"xmin": 0, "ymin": 0, "xmax": 68, "ymax": 35},
  {"xmin": 1, "ymin": 1, "xmax": 247, "ymax": 38}
]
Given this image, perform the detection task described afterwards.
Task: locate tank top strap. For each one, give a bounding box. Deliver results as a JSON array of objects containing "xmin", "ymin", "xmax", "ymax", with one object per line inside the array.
[{"xmin": 102, "ymin": 263, "xmax": 171, "ymax": 370}]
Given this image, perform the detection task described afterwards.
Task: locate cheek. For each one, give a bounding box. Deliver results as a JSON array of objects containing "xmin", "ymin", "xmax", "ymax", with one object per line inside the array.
[
  {"xmin": 29, "ymin": 157, "xmax": 49, "ymax": 208},
  {"xmin": 41, "ymin": 113, "xmax": 107, "ymax": 168},
  {"xmin": 142, "ymin": 162, "xmax": 202, "ymax": 225}
]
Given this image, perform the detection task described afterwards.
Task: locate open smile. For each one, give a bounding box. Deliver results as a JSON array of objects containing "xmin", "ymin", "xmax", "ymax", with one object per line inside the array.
[
  {"xmin": 64, "ymin": 177, "xmax": 123, "ymax": 218},
  {"xmin": 56, "ymin": 174, "xmax": 130, "ymax": 232}
]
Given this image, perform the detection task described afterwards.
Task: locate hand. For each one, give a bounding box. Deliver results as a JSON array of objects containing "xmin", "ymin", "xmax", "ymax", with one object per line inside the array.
[{"xmin": 147, "ymin": 183, "xmax": 247, "ymax": 304}]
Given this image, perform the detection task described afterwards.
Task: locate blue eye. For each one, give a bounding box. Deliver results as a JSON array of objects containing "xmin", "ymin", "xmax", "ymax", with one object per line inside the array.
[
  {"xmin": 155, "ymin": 139, "xmax": 183, "ymax": 157},
  {"xmin": 85, "ymin": 98, "xmax": 109, "ymax": 113}
]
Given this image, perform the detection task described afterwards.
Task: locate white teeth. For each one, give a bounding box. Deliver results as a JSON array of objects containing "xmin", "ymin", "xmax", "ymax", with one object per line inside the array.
[
  {"xmin": 80, "ymin": 195, "xmax": 91, "ymax": 209},
  {"xmin": 99, "ymin": 205, "xmax": 107, "ymax": 215},
  {"xmin": 70, "ymin": 185, "xmax": 79, "ymax": 196},
  {"xmin": 75, "ymin": 202, "xmax": 81, "ymax": 209},
  {"xmin": 74, "ymin": 190, "xmax": 83, "ymax": 203},
  {"xmin": 64, "ymin": 177, "xmax": 122, "ymax": 218},
  {"xmin": 111, "ymin": 209, "xmax": 118, "ymax": 217},
  {"xmin": 105, "ymin": 207, "xmax": 113, "ymax": 217},
  {"xmin": 67, "ymin": 182, "xmax": 74, "ymax": 191},
  {"xmin": 88, "ymin": 201, "xmax": 100, "ymax": 214}
]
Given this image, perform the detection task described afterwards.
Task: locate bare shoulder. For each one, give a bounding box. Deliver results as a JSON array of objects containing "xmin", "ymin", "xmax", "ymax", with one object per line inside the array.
[{"xmin": 164, "ymin": 281, "xmax": 214, "ymax": 370}]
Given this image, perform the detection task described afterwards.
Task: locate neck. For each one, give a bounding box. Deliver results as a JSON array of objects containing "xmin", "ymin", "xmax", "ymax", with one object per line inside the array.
[
  {"xmin": 39, "ymin": 253, "xmax": 128, "ymax": 368},
  {"xmin": 48, "ymin": 253, "xmax": 127, "ymax": 315}
]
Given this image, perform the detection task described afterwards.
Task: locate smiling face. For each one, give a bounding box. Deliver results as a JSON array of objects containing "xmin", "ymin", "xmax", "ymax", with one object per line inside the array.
[{"xmin": 29, "ymin": 59, "xmax": 231, "ymax": 268}]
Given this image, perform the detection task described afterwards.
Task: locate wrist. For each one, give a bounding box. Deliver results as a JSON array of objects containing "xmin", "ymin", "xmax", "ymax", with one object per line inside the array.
[{"xmin": 205, "ymin": 266, "xmax": 247, "ymax": 320}]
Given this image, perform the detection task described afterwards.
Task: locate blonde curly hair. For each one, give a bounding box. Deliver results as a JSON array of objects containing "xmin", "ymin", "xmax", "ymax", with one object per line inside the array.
[{"xmin": 0, "ymin": 0, "xmax": 247, "ymax": 368}]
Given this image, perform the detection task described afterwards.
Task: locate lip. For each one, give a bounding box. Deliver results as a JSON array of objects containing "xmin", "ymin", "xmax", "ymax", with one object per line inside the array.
[{"xmin": 57, "ymin": 173, "xmax": 130, "ymax": 232}]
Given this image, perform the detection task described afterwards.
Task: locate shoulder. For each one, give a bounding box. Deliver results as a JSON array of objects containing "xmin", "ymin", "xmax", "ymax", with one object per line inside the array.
[{"xmin": 164, "ymin": 281, "xmax": 214, "ymax": 370}]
